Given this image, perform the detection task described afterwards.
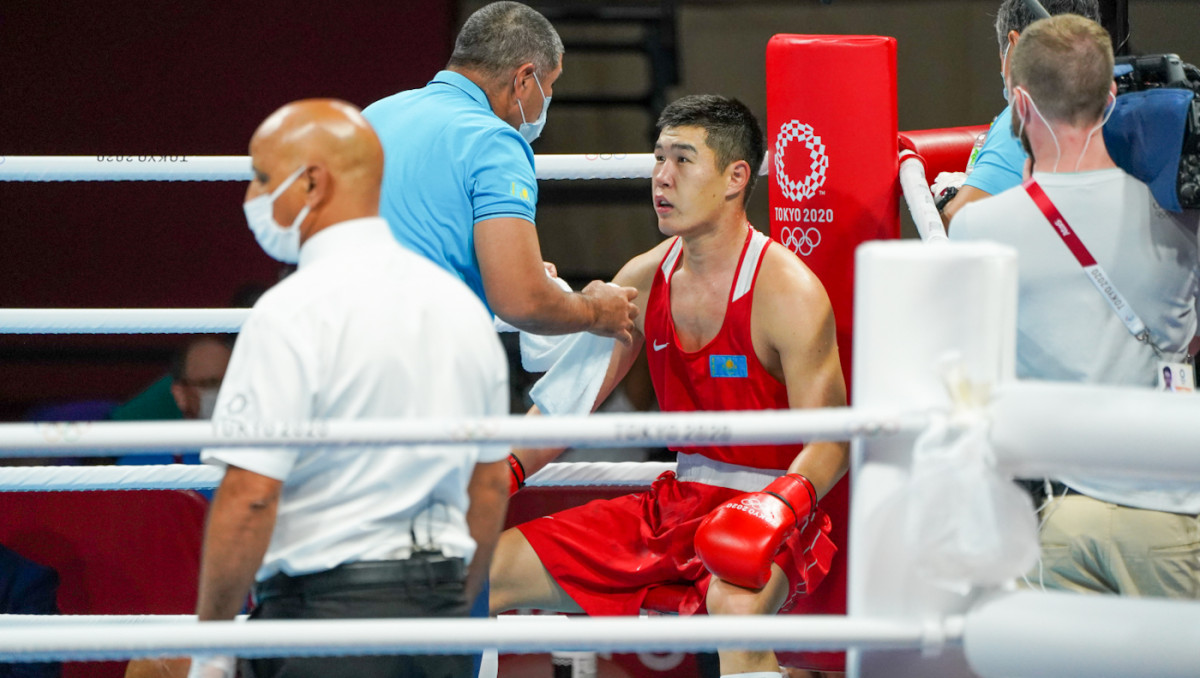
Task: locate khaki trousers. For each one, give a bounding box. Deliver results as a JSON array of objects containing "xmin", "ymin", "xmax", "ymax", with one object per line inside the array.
[{"xmin": 1031, "ymin": 493, "xmax": 1200, "ymax": 598}]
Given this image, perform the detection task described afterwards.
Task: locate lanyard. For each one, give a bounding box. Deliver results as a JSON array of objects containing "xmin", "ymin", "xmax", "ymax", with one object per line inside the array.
[{"xmin": 1022, "ymin": 178, "xmax": 1151, "ymax": 345}]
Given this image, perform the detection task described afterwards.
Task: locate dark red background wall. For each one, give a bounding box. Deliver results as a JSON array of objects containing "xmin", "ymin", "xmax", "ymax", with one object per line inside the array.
[{"xmin": 0, "ymin": 1, "xmax": 455, "ymax": 420}]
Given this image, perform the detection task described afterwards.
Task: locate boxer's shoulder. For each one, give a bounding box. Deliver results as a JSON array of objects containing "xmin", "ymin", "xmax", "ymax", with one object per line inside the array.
[
  {"xmin": 756, "ymin": 241, "xmax": 831, "ymax": 311},
  {"xmin": 614, "ymin": 238, "xmax": 676, "ymax": 292}
]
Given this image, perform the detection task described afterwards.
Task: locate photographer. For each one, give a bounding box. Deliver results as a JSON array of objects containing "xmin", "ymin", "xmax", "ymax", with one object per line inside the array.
[{"xmin": 950, "ymin": 14, "xmax": 1200, "ymax": 598}]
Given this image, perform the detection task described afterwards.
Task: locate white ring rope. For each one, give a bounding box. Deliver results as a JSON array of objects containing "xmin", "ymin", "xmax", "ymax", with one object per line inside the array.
[
  {"xmin": 0, "ymin": 409, "xmax": 922, "ymax": 458},
  {"xmin": 0, "ymin": 615, "xmax": 950, "ymax": 662},
  {"xmin": 0, "ymin": 615, "xmax": 247, "ymax": 625},
  {"xmin": 0, "ymin": 461, "xmax": 674, "ymax": 492},
  {"xmin": 0, "ymin": 153, "xmax": 770, "ymax": 183},
  {"xmin": 898, "ymin": 150, "xmax": 949, "ymax": 243},
  {"xmin": 0, "ymin": 155, "xmax": 655, "ymax": 182},
  {"xmin": 0, "ymin": 308, "xmax": 249, "ymax": 334}
]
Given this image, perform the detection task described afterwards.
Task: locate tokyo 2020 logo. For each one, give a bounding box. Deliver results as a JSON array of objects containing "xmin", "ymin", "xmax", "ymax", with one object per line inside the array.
[{"xmin": 774, "ymin": 120, "xmax": 828, "ymax": 203}]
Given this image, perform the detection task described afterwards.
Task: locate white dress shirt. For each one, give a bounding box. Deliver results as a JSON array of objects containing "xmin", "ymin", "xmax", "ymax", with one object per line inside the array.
[{"xmin": 203, "ymin": 217, "xmax": 509, "ymax": 580}]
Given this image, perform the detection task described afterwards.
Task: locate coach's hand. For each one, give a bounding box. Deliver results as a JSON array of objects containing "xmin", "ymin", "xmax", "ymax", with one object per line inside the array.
[
  {"xmin": 931, "ymin": 171, "xmax": 967, "ymax": 212},
  {"xmin": 581, "ymin": 281, "xmax": 638, "ymax": 346},
  {"xmin": 694, "ymin": 473, "xmax": 817, "ymax": 589}
]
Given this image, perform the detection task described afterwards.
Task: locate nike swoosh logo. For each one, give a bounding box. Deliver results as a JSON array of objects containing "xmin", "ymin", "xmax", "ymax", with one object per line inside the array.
[{"xmin": 652, "ymin": 341, "xmax": 669, "ymax": 351}]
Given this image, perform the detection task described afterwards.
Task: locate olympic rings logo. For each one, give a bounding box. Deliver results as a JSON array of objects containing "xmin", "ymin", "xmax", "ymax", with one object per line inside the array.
[
  {"xmin": 774, "ymin": 120, "xmax": 828, "ymax": 204},
  {"xmin": 451, "ymin": 421, "xmax": 500, "ymax": 442},
  {"xmin": 584, "ymin": 153, "xmax": 628, "ymax": 161},
  {"xmin": 780, "ymin": 226, "xmax": 821, "ymax": 257},
  {"xmin": 39, "ymin": 422, "xmax": 91, "ymax": 443},
  {"xmin": 739, "ymin": 495, "xmax": 770, "ymax": 512}
]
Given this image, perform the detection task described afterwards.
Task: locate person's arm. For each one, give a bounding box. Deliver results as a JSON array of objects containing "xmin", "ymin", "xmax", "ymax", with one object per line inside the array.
[
  {"xmin": 940, "ymin": 108, "xmax": 1024, "ymax": 227},
  {"xmin": 764, "ymin": 251, "xmax": 849, "ymax": 496},
  {"xmin": 464, "ymin": 458, "xmax": 509, "ymax": 602},
  {"xmin": 940, "ymin": 184, "xmax": 993, "ymax": 228},
  {"xmin": 506, "ymin": 242, "xmax": 664, "ymax": 484},
  {"xmin": 195, "ymin": 466, "xmax": 282, "ymax": 621},
  {"xmin": 475, "ymin": 217, "xmax": 638, "ymax": 344}
]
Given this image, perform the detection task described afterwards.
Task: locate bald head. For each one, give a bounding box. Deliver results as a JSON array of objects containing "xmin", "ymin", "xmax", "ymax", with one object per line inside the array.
[{"xmin": 246, "ymin": 99, "xmax": 384, "ymax": 242}]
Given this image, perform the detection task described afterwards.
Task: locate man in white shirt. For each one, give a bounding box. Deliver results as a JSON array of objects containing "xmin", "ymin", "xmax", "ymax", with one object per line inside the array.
[
  {"xmin": 951, "ymin": 16, "xmax": 1200, "ymax": 597},
  {"xmin": 187, "ymin": 99, "xmax": 510, "ymax": 678}
]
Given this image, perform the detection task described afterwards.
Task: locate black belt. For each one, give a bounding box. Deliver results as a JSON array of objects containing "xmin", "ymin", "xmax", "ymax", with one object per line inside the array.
[{"xmin": 255, "ymin": 554, "xmax": 465, "ymax": 603}]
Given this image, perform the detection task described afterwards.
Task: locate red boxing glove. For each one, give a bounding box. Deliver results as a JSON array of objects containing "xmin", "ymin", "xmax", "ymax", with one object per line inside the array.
[
  {"xmin": 694, "ymin": 473, "xmax": 817, "ymax": 590},
  {"xmin": 507, "ymin": 454, "xmax": 527, "ymax": 497}
]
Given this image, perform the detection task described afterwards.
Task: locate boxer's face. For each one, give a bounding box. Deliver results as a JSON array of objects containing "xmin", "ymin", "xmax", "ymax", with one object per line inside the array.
[{"xmin": 652, "ymin": 125, "xmax": 731, "ymax": 236}]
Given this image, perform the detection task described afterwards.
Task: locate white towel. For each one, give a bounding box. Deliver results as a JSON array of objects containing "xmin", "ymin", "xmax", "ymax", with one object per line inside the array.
[
  {"xmin": 491, "ymin": 277, "xmax": 617, "ymax": 415},
  {"xmin": 528, "ymin": 329, "xmax": 615, "ymax": 415}
]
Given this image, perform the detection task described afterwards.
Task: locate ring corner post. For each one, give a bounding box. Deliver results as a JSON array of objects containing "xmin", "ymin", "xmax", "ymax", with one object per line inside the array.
[{"xmin": 847, "ymin": 240, "xmax": 1018, "ymax": 678}]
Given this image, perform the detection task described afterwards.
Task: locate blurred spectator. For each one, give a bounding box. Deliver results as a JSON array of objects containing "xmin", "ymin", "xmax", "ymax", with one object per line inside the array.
[
  {"xmin": 167, "ymin": 337, "xmax": 232, "ymax": 423},
  {"xmin": 110, "ymin": 283, "xmax": 267, "ymax": 425},
  {"xmin": 115, "ymin": 336, "xmax": 232, "ymax": 467}
]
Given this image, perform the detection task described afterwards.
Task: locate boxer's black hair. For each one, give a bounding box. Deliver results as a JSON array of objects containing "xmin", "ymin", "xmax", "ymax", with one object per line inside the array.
[{"xmin": 657, "ymin": 95, "xmax": 765, "ymax": 206}]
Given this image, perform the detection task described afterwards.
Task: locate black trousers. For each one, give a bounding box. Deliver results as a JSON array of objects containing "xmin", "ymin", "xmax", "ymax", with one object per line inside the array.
[{"xmin": 242, "ymin": 556, "xmax": 473, "ymax": 678}]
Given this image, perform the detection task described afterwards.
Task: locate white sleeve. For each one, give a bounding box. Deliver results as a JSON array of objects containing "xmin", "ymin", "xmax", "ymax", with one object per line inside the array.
[
  {"xmin": 947, "ymin": 202, "xmax": 974, "ymax": 241},
  {"xmin": 201, "ymin": 311, "xmax": 316, "ymax": 481},
  {"xmin": 477, "ymin": 330, "xmax": 513, "ymax": 464}
]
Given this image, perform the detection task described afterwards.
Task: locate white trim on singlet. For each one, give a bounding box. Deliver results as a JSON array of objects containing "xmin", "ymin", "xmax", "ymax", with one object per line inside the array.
[
  {"xmin": 660, "ymin": 237, "xmax": 684, "ymax": 286},
  {"xmin": 732, "ymin": 229, "xmax": 769, "ymax": 303}
]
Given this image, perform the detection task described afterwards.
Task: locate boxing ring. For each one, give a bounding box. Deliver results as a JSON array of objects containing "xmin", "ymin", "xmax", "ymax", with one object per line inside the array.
[{"xmin": 4, "ymin": 34, "xmax": 1200, "ymax": 678}]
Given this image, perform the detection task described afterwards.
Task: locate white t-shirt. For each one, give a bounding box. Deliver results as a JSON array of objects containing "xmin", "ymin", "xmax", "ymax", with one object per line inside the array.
[
  {"xmin": 952, "ymin": 170, "xmax": 1200, "ymax": 513},
  {"xmin": 203, "ymin": 217, "xmax": 509, "ymax": 580}
]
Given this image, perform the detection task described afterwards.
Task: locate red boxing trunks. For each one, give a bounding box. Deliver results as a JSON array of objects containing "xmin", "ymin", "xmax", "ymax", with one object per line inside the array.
[{"xmin": 518, "ymin": 470, "xmax": 836, "ymax": 616}]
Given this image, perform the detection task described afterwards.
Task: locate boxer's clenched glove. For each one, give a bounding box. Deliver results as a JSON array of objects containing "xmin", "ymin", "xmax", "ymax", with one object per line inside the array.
[{"xmin": 693, "ymin": 473, "xmax": 817, "ymax": 590}]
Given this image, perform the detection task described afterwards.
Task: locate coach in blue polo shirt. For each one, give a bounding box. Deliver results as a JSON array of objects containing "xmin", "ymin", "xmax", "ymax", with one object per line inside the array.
[
  {"xmin": 939, "ymin": 0, "xmax": 1101, "ymax": 225},
  {"xmin": 363, "ymin": 1, "xmax": 636, "ymax": 344}
]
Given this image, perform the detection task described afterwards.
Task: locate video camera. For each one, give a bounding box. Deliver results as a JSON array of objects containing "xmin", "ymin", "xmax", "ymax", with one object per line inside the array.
[{"xmin": 1112, "ymin": 53, "xmax": 1200, "ymax": 209}]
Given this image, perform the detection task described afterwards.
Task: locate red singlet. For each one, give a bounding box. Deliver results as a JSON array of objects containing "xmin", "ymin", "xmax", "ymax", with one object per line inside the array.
[{"xmin": 644, "ymin": 226, "xmax": 800, "ymax": 470}]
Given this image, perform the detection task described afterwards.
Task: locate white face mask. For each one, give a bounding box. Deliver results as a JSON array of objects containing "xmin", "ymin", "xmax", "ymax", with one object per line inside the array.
[
  {"xmin": 1014, "ymin": 87, "xmax": 1061, "ymax": 172},
  {"xmin": 1000, "ymin": 43, "xmax": 1012, "ymax": 102},
  {"xmin": 197, "ymin": 387, "xmax": 220, "ymax": 420},
  {"xmin": 243, "ymin": 165, "xmax": 310, "ymax": 263},
  {"xmin": 516, "ymin": 72, "xmax": 551, "ymax": 143}
]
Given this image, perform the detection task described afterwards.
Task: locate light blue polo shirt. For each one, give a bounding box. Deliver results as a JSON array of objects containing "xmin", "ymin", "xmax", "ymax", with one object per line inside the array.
[
  {"xmin": 363, "ymin": 70, "xmax": 539, "ymax": 311},
  {"xmin": 963, "ymin": 105, "xmax": 1027, "ymax": 196}
]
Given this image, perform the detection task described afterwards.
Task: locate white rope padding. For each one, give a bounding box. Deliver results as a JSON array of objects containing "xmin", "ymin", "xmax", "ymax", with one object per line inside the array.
[
  {"xmin": 0, "ymin": 153, "xmax": 771, "ymax": 183},
  {"xmin": 0, "ymin": 461, "xmax": 674, "ymax": 492},
  {"xmin": 0, "ymin": 615, "xmax": 246, "ymax": 625},
  {"xmin": 898, "ymin": 150, "xmax": 949, "ymax": 243},
  {"xmin": 0, "ymin": 409, "xmax": 922, "ymax": 458},
  {"xmin": 0, "ymin": 308, "xmax": 249, "ymax": 334},
  {"xmin": 0, "ymin": 614, "xmax": 954, "ymax": 662},
  {"xmin": 0, "ymin": 155, "xmax": 655, "ymax": 182}
]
